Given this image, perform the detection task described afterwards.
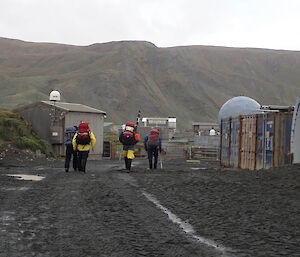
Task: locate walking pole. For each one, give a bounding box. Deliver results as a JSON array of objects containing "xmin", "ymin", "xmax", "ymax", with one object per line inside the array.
[{"xmin": 160, "ymin": 150, "xmax": 163, "ymax": 169}]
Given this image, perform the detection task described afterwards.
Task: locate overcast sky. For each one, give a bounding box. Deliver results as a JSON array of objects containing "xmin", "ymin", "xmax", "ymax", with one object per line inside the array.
[{"xmin": 0, "ymin": 0, "xmax": 299, "ymax": 50}]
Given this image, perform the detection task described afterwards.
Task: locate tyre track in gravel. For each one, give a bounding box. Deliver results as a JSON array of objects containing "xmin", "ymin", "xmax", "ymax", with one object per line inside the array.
[
  {"xmin": 130, "ymin": 160, "xmax": 300, "ymax": 257},
  {"xmin": 82, "ymin": 167, "xmax": 221, "ymax": 257},
  {"xmin": 0, "ymin": 162, "xmax": 221, "ymax": 257}
]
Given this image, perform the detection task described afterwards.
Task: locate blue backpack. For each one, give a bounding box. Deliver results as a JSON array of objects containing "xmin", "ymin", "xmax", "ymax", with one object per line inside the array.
[{"xmin": 64, "ymin": 126, "xmax": 77, "ymax": 145}]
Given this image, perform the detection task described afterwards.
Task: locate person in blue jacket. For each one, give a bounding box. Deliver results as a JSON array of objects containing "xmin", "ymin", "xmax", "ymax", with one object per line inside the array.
[
  {"xmin": 64, "ymin": 125, "xmax": 78, "ymax": 172},
  {"xmin": 144, "ymin": 129, "xmax": 162, "ymax": 169}
]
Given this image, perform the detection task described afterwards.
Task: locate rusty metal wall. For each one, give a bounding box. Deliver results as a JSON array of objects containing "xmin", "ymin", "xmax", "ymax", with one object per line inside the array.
[
  {"xmin": 240, "ymin": 115, "xmax": 257, "ymax": 170},
  {"xmin": 291, "ymin": 95, "xmax": 300, "ymax": 163},
  {"xmin": 221, "ymin": 112, "xmax": 293, "ymax": 170},
  {"xmin": 256, "ymin": 114, "xmax": 265, "ymax": 170},
  {"xmin": 220, "ymin": 118, "xmax": 231, "ymax": 167},
  {"xmin": 229, "ymin": 117, "xmax": 240, "ymax": 168},
  {"xmin": 273, "ymin": 112, "xmax": 293, "ymax": 166}
]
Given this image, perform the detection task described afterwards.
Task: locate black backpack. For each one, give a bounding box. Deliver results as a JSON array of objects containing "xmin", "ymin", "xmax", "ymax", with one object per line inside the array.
[{"xmin": 64, "ymin": 126, "xmax": 77, "ymax": 145}]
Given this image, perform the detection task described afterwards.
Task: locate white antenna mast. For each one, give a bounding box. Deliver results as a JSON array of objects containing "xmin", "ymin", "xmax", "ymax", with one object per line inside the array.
[{"xmin": 49, "ymin": 90, "xmax": 61, "ymax": 125}]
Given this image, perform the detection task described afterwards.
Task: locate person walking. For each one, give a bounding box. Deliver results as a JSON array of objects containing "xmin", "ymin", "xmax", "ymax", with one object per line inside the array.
[
  {"xmin": 209, "ymin": 127, "xmax": 216, "ymax": 136},
  {"xmin": 144, "ymin": 128, "xmax": 162, "ymax": 170},
  {"xmin": 72, "ymin": 122, "xmax": 96, "ymax": 173},
  {"xmin": 64, "ymin": 125, "xmax": 78, "ymax": 172},
  {"xmin": 119, "ymin": 122, "xmax": 140, "ymax": 172}
]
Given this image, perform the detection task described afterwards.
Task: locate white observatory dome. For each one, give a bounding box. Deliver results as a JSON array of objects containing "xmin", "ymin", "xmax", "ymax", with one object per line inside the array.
[
  {"xmin": 218, "ymin": 96, "xmax": 261, "ymax": 124},
  {"xmin": 49, "ymin": 90, "xmax": 61, "ymax": 101}
]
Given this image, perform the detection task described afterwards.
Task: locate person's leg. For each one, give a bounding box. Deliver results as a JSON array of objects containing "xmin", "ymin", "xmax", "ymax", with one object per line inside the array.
[
  {"xmin": 81, "ymin": 151, "xmax": 89, "ymax": 173},
  {"xmin": 123, "ymin": 150, "xmax": 128, "ymax": 169},
  {"xmin": 127, "ymin": 149, "xmax": 135, "ymax": 171},
  {"xmin": 78, "ymin": 151, "xmax": 83, "ymax": 171},
  {"xmin": 72, "ymin": 150, "xmax": 78, "ymax": 171},
  {"xmin": 127, "ymin": 158, "xmax": 132, "ymax": 171},
  {"xmin": 65, "ymin": 145, "xmax": 72, "ymax": 172},
  {"xmin": 147, "ymin": 148, "xmax": 153, "ymax": 169},
  {"xmin": 153, "ymin": 147, "xmax": 159, "ymax": 169}
]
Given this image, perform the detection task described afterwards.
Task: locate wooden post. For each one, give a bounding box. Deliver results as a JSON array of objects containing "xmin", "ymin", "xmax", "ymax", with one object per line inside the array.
[{"xmin": 112, "ymin": 115, "xmax": 115, "ymax": 159}]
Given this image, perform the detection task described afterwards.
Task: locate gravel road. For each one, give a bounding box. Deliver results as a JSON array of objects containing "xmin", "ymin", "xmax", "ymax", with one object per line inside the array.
[{"xmin": 0, "ymin": 157, "xmax": 299, "ymax": 257}]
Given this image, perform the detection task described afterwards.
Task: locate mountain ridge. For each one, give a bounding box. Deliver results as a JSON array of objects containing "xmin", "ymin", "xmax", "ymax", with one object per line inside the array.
[{"xmin": 0, "ymin": 37, "xmax": 299, "ymax": 128}]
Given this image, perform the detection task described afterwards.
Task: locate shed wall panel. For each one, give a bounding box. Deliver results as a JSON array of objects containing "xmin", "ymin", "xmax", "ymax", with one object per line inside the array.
[
  {"xmin": 274, "ymin": 112, "xmax": 293, "ymax": 166},
  {"xmin": 220, "ymin": 118, "xmax": 231, "ymax": 167},
  {"xmin": 229, "ymin": 117, "xmax": 240, "ymax": 168},
  {"xmin": 256, "ymin": 114, "xmax": 274, "ymax": 169},
  {"xmin": 17, "ymin": 103, "xmax": 53, "ymax": 141},
  {"xmin": 256, "ymin": 115, "xmax": 265, "ymax": 170},
  {"xmin": 265, "ymin": 114, "xmax": 274, "ymax": 169},
  {"xmin": 240, "ymin": 115, "xmax": 257, "ymax": 170}
]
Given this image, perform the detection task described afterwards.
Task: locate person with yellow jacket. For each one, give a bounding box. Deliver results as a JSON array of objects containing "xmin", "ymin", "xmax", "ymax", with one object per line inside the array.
[{"xmin": 72, "ymin": 122, "xmax": 96, "ymax": 173}]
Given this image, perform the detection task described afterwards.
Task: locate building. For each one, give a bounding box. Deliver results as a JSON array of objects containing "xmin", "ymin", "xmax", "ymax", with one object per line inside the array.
[
  {"xmin": 15, "ymin": 101, "xmax": 106, "ymax": 158},
  {"xmin": 192, "ymin": 122, "xmax": 219, "ymax": 135},
  {"xmin": 220, "ymin": 109, "xmax": 294, "ymax": 170},
  {"xmin": 139, "ymin": 117, "xmax": 176, "ymax": 140}
]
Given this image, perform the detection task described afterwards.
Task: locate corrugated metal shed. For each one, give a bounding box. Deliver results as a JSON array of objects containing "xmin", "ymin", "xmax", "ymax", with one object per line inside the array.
[{"xmin": 15, "ymin": 101, "xmax": 106, "ymax": 159}]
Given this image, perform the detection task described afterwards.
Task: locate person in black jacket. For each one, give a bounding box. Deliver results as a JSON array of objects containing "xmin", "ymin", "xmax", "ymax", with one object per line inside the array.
[{"xmin": 119, "ymin": 122, "xmax": 140, "ymax": 172}]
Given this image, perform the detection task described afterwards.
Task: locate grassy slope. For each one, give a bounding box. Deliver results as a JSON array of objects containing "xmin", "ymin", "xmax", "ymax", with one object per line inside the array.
[
  {"xmin": 0, "ymin": 37, "xmax": 299, "ymax": 129},
  {"xmin": 0, "ymin": 109, "xmax": 53, "ymax": 156}
]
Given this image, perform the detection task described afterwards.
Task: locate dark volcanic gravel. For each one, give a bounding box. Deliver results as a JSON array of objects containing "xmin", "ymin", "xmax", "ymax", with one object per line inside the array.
[{"xmin": 0, "ymin": 157, "xmax": 299, "ymax": 257}]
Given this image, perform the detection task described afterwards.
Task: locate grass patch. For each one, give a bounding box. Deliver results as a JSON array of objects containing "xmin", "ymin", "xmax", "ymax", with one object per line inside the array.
[{"xmin": 0, "ymin": 109, "xmax": 54, "ymax": 156}]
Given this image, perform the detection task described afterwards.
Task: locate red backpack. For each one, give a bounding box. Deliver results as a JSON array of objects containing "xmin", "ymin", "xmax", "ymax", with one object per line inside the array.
[
  {"xmin": 120, "ymin": 122, "xmax": 139, "ymax": 145},
  {"xmin": 76, "ymin": 122, "xmax": 91, "ymax": 145},
  {"xmin": 147, "ymin": 129, "xmax": 160, "ymax": 147}
]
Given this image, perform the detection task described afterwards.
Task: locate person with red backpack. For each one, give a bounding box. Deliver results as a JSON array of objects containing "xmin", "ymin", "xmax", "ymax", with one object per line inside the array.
[
  {"xmin": 119, "ymin": 122, "xmax": 140, "ymax": 172},
  {"xmin": 72, "ymin": 122, "xmax": 96, "ymax": 173},
  {"xmin": 144, "ymin": 128, "xmax": 162, "ymax": 170}
]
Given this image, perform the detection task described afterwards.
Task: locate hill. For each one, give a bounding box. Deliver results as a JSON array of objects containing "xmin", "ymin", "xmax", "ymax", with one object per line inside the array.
[
  {"xmin": 0, "ymin": 108, "xmax": 53, "ymax": 162},
  {"xmin": 0, "ymin": 37, "xmax": 299, "ymax": 129}
]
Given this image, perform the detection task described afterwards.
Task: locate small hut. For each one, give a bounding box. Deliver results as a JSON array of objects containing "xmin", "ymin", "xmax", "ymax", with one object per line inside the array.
[{"xmin": 15, "ymin": 101, "xmax": 106, "ymax": 159}]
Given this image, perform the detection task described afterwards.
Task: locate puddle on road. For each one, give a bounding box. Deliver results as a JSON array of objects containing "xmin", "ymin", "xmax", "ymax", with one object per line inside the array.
[
  {"xmin": 1, "ymin": 211, "xmax": 15, "ymax": 226},
  {"xmin": 1, "ymin": 186, "xmax": 29, "ymax": 191},
  {"xmin": 190, "ymin": 167, "xmax": 206, "ymax": 170},
  {"xmin": 7, "ymin": 174, "xmax": 45, "ymax": 181}
]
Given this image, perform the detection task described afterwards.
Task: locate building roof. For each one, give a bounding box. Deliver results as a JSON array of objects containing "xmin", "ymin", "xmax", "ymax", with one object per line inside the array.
[
  {"xmin": 42, "ymin": 101, "xmax": 106, "ymax": 114},
  {"xmin": 15, "ymin": 101, "xmax": 106, "ymax": 115}
]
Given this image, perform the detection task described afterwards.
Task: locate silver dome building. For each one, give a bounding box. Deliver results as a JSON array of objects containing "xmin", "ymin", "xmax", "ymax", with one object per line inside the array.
[{"xmin": 218, "ymin": 96, "xmax": 261, "ymax": 124}]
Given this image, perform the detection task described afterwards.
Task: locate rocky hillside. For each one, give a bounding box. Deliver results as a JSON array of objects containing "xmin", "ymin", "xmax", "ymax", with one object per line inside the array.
[{"xmin": 0, "ymin": 37, "xmax": 299, "ymax": 128}]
